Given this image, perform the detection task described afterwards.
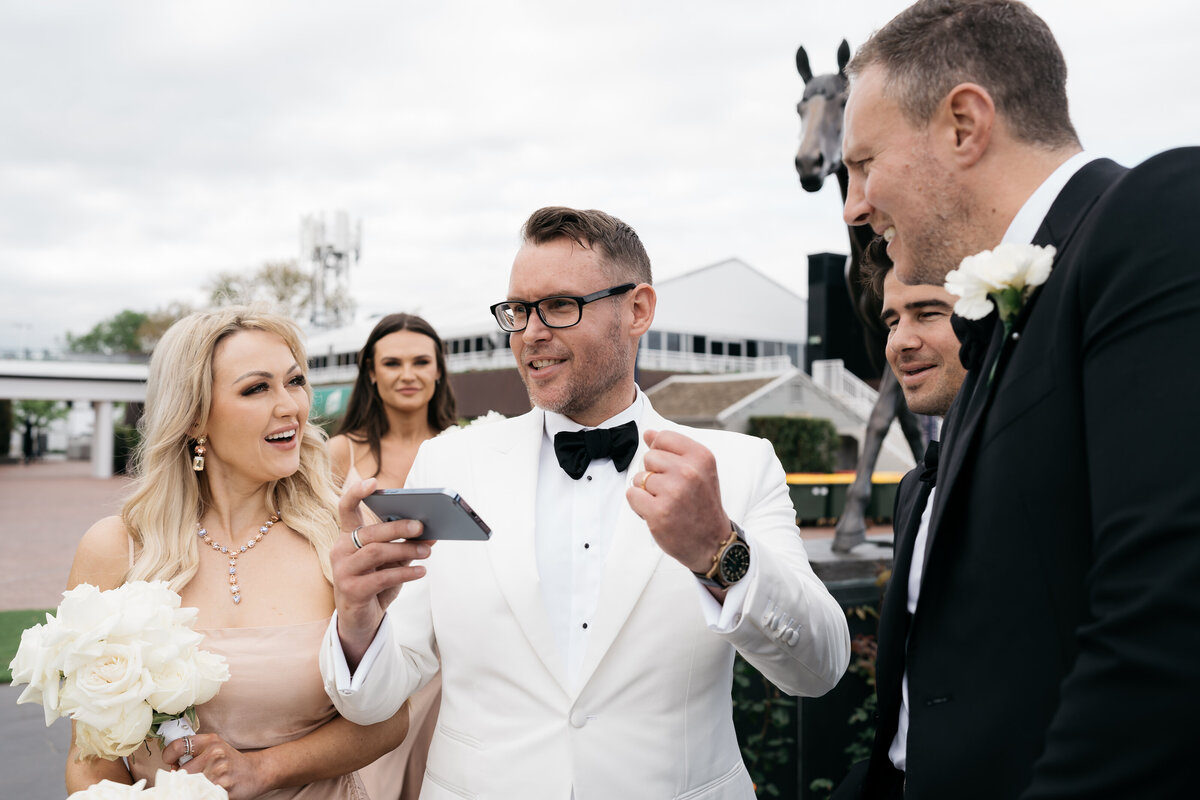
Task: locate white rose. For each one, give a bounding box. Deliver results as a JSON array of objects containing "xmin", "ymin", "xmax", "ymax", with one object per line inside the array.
[
  {"xmin": 146, "ymin": 659, "xmax": 198, "ymax": 716},
  {"xmin": 145, "ymin": 768, "xmax": 229, "ymax": 799},
  {"xmin": 60, "ymin": 642, "xmax": 152, "ymax": 735},
  {"xmin": 72, "ymin": 700, "xmax": 153, "ymax": 759},
  {"xmin": 10, "ymin": 621, "xmax": 68, "ymax": 724},
  {"xmin": 189, "ymin": 648, "xmax": 230, "ymax": 706},
  {"xmin": 66, "ymin": 778, "xmax": 148, "ymax": 800}
]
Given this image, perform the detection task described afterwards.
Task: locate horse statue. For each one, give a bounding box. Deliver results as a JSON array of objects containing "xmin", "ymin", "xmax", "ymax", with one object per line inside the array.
[{"xmin": 795, "ymin": 40, "xmax": 926, "ymax": 553}]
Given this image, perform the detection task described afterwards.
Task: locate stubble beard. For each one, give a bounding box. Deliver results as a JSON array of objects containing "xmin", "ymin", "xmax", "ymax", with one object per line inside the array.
[
  {"xmin": 524, "ymin": 310, "xmax": 632, "ymax": 420},
  {"xmin": 902, "ymin": 154, "xmax": 984, "ymax": 286}
]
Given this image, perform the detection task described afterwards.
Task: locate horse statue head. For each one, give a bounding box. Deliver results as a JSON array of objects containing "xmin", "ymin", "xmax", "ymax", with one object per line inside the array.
[{"xmin": 794, "ymin": 39, "xmax": 851, "ymax": 193}]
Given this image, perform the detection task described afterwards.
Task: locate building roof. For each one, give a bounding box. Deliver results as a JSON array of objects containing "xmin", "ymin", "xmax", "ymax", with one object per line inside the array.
[{"xmin": 646, "ymin": 373, "xmax": 779, "ymax": 421}]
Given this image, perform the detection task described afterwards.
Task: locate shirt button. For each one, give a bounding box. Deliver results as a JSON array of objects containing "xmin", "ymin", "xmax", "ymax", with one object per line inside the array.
[
  {"xmin": 569, "ymin": 710, "xmax": 588, "ymax": 728},
  {"xmin": 581, "ymin": 622, "xmax": 588, "ymax": 629}
]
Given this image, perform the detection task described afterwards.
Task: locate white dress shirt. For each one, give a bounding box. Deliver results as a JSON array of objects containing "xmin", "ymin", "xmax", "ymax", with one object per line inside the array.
[
  {"xmin": 538, "ymin": 395, "xmax": 644, "ymax": 689},
  {"xmin": 327, "ymin": 387, "xmax": 753, "ymax": 695}
]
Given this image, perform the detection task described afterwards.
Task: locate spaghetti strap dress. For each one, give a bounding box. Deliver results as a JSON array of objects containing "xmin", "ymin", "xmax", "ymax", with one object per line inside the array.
[{"xmin": 128, "ymin": 618, "xmax": 368, "ymax": 799}]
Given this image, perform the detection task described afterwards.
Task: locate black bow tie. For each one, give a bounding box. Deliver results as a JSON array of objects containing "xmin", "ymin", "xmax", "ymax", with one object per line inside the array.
[
  {"xmin": 951, "ymin": 311, "xmax": 998, "ymax": 372},
  {"xmin": 919, "ymin": 440, "xmax": 940, "ymax": 484},
  {"xmin": 553, "ymin": 420, "xmax": 639, "ymax": 480}
]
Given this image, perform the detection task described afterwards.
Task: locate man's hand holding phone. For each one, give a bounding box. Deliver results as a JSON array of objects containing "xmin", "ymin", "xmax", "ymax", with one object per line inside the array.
[{"xmin": 331, "ymin": 477, "xmax": 434, "ymax": 670}]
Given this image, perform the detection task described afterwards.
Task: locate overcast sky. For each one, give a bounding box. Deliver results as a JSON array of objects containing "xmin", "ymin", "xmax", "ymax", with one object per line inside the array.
[{"xmin": 2, "ymin": 0, "xmax": 1196, "ymax": 352}]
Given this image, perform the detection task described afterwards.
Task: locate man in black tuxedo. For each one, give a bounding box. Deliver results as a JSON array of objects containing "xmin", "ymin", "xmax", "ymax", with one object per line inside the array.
[
  {"xmin": 840, "ymin": 1, "xmax": 1200, "ymax": 797},
  {"xmin": 834, "ymin": 243, "xmax": 966, "ymax": 800}
]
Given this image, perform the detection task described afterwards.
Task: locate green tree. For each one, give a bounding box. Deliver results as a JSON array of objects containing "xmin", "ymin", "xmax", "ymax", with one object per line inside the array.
[
  {"xmin": 137, "ymin": 302, "xmax": 193, "ymax": 353},
  {"xmin": 67, "ymin": 310, "xmax": 150, "ymax": 355},
  {"xmin": 14, "ymin": 400, "xmax": 68, "ymax": 429}
]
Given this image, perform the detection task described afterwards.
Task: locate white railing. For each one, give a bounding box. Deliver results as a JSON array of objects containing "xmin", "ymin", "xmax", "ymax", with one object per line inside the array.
[
  {"xmin": 635, "ymin": 352, "xmax": 794, "ymax": 374},
  {"xmin": 309, "ymin": 350, "xmax": 796, "ymax": 386},
  {"xmin": 811, "ymin": 359, "xmax": 878, "ymax": 419}
]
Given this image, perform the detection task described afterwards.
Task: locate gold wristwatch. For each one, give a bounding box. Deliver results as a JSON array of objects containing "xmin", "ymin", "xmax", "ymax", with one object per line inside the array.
[{"xmin": 693, "ymin": 521, "xmax": 750, "ymax": 589}]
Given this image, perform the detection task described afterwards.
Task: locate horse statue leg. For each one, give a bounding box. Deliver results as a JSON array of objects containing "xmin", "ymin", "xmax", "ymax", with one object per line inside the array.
[{"xmin": 831, "ymin": 369, "xmax": 925, "ymax": 553}]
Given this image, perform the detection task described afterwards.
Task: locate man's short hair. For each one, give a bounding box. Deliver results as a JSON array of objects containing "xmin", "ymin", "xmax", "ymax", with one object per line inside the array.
[
  {"xmin": 859, "ymin": 236, "xmax": 894, "ymax": 303},
  {"xmin": 521, "ymin": 207, "xmax": 653, "ymax": 285},
  {"xmin": 847, "ymin": 0, "xmax": 1079, "ymax": 149}
]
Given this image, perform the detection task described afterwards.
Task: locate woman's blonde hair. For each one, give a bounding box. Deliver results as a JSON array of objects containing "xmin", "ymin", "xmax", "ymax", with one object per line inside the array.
[{"xmin": 122, "ymin": 305, "xmax": 341, "ymax": 591}]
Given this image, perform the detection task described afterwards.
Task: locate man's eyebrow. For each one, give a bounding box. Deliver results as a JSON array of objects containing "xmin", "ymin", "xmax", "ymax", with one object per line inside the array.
[
  {"xmin": 907, "ymin": 299, "xmax": 954, "ymax": 311},
  {"xmin": 879, "ymin": 298, "xmax": 953, "ymax": 322}
]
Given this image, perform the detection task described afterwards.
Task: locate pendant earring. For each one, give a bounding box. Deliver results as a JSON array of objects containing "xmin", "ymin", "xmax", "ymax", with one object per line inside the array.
[{"xmin": 192, "ymin": 436, "xmax": 207, "ymax": 472}]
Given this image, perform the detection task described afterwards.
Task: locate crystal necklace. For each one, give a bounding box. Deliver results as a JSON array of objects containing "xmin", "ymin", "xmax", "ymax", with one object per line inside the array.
[{"xmin": 197, "ymin": 513, "xmax": 280, "ymax": 605}]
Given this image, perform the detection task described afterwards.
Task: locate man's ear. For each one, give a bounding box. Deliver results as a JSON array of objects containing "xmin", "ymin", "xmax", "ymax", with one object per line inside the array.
[
  {"xmin": 938, "ymin": 82, "xmax": 994, "ymax": 168},
  {"xmin": 629, "ymin": 284, "xmax": 656, "ymax": 337}
]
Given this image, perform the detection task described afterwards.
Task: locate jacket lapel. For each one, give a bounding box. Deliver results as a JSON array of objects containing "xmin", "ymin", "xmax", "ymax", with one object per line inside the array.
[
  {"xmin": 923, "ymin": 158, "xmax": 1125, "ymax": 574},
  {"xmin": 480, "ymin": 409, "xmax": 574, "ymax": 697},
  {"xmin": 573, "ymin": 405, "xmax": 667, "ymax": 694}
]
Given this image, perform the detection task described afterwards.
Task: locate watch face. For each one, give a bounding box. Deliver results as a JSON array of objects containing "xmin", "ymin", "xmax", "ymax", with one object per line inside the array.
[{"xmin": 719, "ymin": 541, "xmax": 751, "ymax": 584}]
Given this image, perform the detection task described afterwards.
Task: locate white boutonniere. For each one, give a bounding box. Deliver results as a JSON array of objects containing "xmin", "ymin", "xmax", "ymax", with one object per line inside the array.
[
  {"xmin": 943, "ymin": 242, "xmax": 1056, "ymax": 322},
  {"xmin": 438, "ymin": 410, "xmax": 507, "ymax": 436},
  {"xmin": 943, "ymin": 242, "xmax": 1056, "ymax": 383}
]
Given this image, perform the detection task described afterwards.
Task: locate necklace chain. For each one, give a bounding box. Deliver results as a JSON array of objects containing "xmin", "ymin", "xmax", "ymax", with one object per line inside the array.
[{"xmin": 197, "ymin": 513, "xmax": 281, "ymax": 605}]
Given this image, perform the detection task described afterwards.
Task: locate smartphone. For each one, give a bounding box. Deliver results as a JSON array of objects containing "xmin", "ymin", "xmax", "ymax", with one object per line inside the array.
[{"xmin": 362, "ymin": 488, "xmax": 492, "ymax": 541}]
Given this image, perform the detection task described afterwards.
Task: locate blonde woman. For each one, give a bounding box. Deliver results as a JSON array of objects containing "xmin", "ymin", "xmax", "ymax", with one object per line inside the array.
[
  {"xmin": 328, "ymin": 312, "xmax": 457, "ymax": 800},
  {"xmin": 65, "ymin": 307, "xmax": 408, "ymax": 800}
]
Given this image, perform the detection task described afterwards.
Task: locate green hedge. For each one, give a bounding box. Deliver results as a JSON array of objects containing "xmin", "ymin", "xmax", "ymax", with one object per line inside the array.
[{"xmin": 748, "ymin": 416, "xmax": 838, "ymax": 473}]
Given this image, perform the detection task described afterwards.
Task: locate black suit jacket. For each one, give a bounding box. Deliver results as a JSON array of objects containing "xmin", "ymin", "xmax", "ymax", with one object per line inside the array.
[
  {"xmin": 852, "ymin": 443, "xmax": 938, "ymax": 800},
  {"xmin": 887, "ymin": 149, "xmax": 1200, "ymax": 799}
]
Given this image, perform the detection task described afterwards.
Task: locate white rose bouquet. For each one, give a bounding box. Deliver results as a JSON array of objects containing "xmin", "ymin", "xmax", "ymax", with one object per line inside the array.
[
  {"xmin": 9, "ymin": 580, "xmax": 229, "ymax": 762},
  {"xmin": 67, "ymin": 769, "xmax": 228, "ymax": 799}
]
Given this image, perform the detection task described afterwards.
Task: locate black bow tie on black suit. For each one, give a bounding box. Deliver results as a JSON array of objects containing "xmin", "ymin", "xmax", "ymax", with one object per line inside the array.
[
  {"xmin": 553, "ymin": 420, "xmax": 639, "ymax": 480},
  {"xmin": 951, "ymin": 311, "xmax": 998, "ymax": 372}
]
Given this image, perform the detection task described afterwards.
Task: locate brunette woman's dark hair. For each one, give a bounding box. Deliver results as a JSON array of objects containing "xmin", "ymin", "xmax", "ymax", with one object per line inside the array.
[{"xmin": 335, "ymin": 313, "xmax": 458, "ymax": 477}]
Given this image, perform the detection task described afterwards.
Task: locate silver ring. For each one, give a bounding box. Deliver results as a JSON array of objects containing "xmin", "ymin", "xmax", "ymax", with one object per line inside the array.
[
  {"xmin": 351, "ymin": 525, "xmax": 366, "ymax": 550},
  {"xmin": 183, "ymin": 736, "xmax": 193, "ymax": 757}
]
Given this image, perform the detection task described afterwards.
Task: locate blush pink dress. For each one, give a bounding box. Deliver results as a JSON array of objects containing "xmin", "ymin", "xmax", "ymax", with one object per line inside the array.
[
  {"xmin": 346, "ymin": 450, "xmax": 442, "ymax": 800},
  {"xmin": 128, "ymin": 618, "xmax": 368, "ymax": 799}
]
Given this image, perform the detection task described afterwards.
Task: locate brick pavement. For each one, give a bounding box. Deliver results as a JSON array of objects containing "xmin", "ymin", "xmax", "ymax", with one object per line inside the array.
[
  {"xmin": 0, "ymin": 456, "xmax": 894, "ymax": 797},
  {"xmin": 0, "ymin": 458, "xmax": 131, "ymax": 611}
]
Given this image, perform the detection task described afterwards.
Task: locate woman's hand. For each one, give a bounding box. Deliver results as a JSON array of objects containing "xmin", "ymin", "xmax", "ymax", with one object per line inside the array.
[{"xmin": 162, "ymin": 733, "xmax": 267, "ymax": 800}]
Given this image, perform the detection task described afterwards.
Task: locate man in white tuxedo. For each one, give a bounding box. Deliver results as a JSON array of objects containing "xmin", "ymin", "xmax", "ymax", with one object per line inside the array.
[{"xmin": 320, "ymin": 206, "xmax": 850, "ymax": 799}]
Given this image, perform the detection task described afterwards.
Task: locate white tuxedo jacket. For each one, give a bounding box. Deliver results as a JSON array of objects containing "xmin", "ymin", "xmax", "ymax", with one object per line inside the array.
[{"xmin": 321, "ymin": 403, "xmax": 849, "ymax": 800}]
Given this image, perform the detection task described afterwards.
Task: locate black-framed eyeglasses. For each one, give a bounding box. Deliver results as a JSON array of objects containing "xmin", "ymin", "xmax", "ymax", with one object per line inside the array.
[{"xmin": 489, "ymin": 283, "xmax": 636, "ymax": 332}]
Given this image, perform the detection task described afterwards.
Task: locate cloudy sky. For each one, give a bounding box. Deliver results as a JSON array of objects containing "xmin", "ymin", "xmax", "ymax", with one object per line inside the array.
[{"xmin": 2, "ymin": 0, "xmax": 1196, "ymax": 352}]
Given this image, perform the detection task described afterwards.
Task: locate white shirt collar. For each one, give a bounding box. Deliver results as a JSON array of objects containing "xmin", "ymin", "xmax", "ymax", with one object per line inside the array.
[
  {"xmin": 542, "ymin": 388, "xmax": 646, "ymax": 439},
  {"xmin": 1001, "ymin": 151, "xmax": 1095, "ymax": 244}
]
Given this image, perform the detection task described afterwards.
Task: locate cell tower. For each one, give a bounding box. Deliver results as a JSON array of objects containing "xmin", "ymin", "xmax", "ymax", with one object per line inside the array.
[{"xmin": 300, "ymin": 210, "xmax": 362, "ymax": 329}]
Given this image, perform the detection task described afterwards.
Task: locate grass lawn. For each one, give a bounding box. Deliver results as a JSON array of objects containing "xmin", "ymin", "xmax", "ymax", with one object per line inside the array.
[{"xmin": 0, "ymin": 609, "xmax": 52, "ymax": 684}]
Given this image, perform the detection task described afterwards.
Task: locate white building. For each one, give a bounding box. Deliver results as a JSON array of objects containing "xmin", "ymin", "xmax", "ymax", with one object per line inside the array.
[{"xmin": 304, "ymin": 257, "xmax": 805, "ymax": 388}]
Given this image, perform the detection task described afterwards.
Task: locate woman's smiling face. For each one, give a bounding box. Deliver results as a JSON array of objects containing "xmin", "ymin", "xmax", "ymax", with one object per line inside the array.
[{"xmin": 202, "ymin": 329, "xmax": 310, "ymax": 485}]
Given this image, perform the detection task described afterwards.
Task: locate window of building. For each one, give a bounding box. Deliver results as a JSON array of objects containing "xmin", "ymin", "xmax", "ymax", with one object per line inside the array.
[
  {"xmin": 647, "ymin": 331, "xmax": 662, "ymax": 350},
  {"xmin": 692, "ymin": 335, "xmax": 706, "ymax": 354},
  {"xmin": 787, "ymin": 343, "xmax": 799, "ymax": 365},
  {"xmin": 711, "ymin": 341, "xmax": 724, "ymax": 355},
  {"xmin": 667, "ymin": 333, "xmax": 681, "ymax": 352},
  {"xmin": 728, "ymin": 342, "xmax": 742, "ymax": 357}
]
